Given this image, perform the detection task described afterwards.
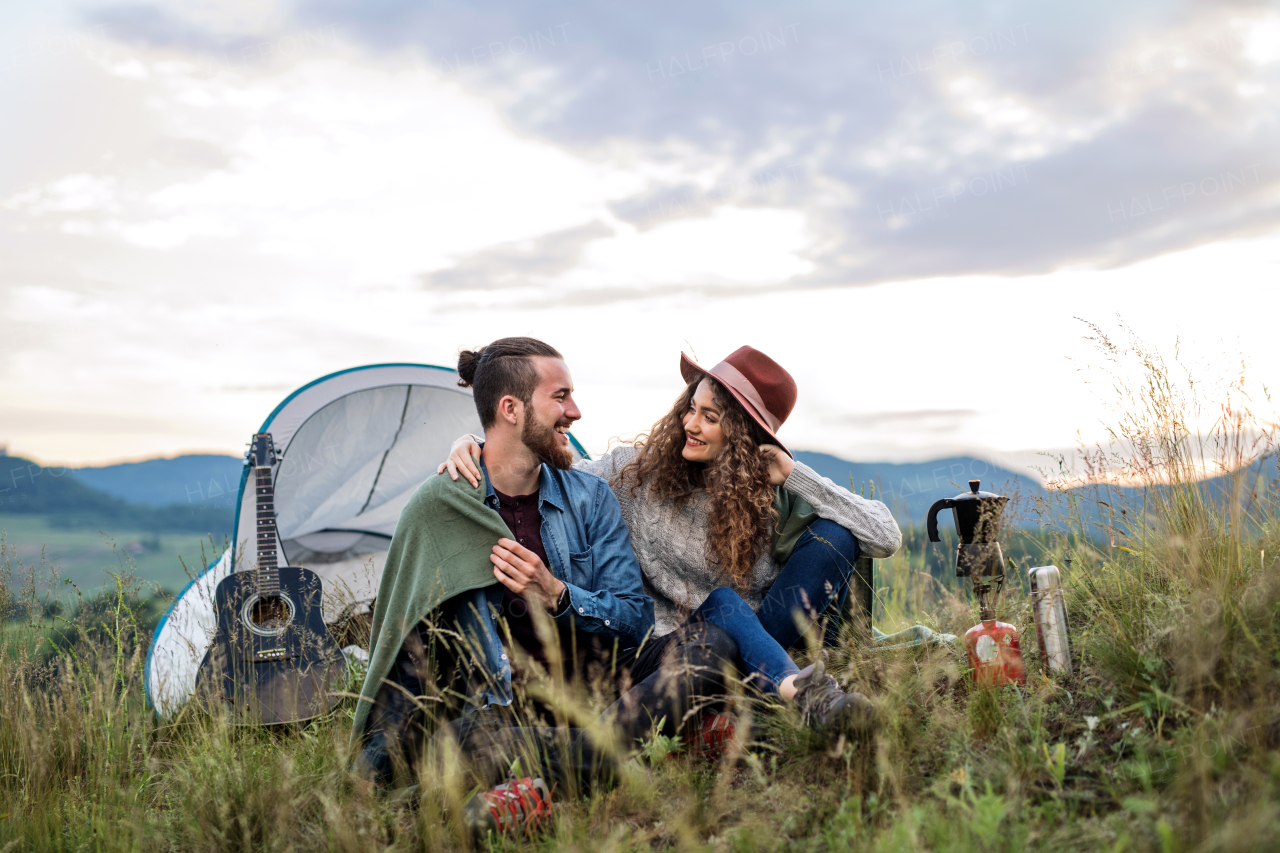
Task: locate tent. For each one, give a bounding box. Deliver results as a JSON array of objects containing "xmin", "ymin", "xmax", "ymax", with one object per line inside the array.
[{"xmin": 144, "ymin": 363, "xmax": 586, "ymax": 718}]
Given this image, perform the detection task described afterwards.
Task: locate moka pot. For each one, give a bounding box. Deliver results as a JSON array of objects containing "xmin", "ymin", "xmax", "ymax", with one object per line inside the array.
[{"xmin": 926, "ymin": 479, "xmax": 1009, "ymax": 583}]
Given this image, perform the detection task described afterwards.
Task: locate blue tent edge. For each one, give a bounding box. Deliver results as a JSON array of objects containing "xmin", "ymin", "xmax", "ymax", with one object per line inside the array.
[{"xmin": 142, "ymin": 551, "xmax": 224, "ymax": 712}]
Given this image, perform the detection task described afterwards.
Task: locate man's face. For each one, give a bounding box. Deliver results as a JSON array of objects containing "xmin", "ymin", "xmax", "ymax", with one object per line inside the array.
[{"xmin": 519, "ymin": 357, "xmax": 581, "ymax": 470}]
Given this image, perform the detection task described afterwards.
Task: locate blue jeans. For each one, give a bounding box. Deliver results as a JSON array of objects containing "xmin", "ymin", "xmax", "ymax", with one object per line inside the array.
[{"xmin": 689, "ymin": 519, "xmax": 861, "ymax": 693}]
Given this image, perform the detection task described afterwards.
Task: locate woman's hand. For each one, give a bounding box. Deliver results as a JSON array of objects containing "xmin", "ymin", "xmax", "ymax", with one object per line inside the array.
[
  {"xmin": 760, "ymin": 444, "xmax": 794, "ymax": 486},
  {"xmin": 436, "ymin": 434, "xmax": 484, "ymax": 487}
]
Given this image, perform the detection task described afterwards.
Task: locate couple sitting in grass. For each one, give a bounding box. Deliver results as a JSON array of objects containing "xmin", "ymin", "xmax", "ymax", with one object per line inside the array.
[{"xmin": 350, "ymin": 337, "xmax": 903, "ymax": 835}]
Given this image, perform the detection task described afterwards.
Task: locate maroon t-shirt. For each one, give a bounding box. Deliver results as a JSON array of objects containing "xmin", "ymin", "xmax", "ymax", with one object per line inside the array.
[{"xmin": 493, "ymin": 487, "xmax": 554, "ymax": 667}]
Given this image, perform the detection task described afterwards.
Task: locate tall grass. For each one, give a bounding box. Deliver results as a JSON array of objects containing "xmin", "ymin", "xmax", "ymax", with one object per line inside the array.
[{"xmin": 3, "ymin": 326, "xmax": 1279, "ymax": 851}]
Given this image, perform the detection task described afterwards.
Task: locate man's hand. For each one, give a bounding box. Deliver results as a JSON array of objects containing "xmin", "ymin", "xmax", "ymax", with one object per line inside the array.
[
  {"xmin": 491, "ymin": 538, "xmax": 566, "ymax": 609},
  {"xmin": 760, "ymin": 444, "xmax": 794, "ymax": 486},
  {"xmin": 437, "ymin": 434, "xmax": 483, "ymax": 488}
]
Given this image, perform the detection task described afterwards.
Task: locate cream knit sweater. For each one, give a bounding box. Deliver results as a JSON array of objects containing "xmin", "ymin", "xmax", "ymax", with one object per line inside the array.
[{"xmin": 576, "ymin": 446, "xmax": 902, "ymax": 636}]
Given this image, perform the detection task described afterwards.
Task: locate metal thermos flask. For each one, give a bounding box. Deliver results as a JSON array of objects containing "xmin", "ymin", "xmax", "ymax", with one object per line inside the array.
[{"xmin": 1028, "ymin": 565, "xmax": 1071, "ymax": 674}]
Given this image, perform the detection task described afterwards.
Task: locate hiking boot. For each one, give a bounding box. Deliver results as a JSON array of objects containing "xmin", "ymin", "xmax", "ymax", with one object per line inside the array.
[
  {"xmin": 462, "ymin": 775, "xmax": 553, "ymax": 838},
  {"xmin": 689, "ymin": 713, "xmax": 735, "ymax": 761},
  {"xmin": 792, "ymin": 653, "xmax": 877, "ymax": 735}
]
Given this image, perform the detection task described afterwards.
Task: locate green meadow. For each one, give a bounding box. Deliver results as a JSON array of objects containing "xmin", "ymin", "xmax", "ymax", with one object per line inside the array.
[{"xmin": 0, "ymin": 513, "xmax": 220, "ymax": 602}]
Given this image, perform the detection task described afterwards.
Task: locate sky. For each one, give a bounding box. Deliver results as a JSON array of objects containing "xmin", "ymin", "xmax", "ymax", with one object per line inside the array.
[{"xmin": 1, "ymin": 0, "xmax": 1278, "ymax": 472}]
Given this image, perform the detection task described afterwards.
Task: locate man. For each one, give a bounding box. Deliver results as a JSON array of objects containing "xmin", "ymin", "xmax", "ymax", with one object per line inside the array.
[{"xmin": 353, "ymin": 337, "xmax": 737, "ymax": 832}]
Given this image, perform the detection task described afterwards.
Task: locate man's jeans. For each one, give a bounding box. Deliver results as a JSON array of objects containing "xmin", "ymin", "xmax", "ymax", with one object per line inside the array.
[
  {"xmin": 690, "ymin": 519, "xmax": 861, "ymax": 692},
  {"xmin": 429, "ymin": 622, "xmax": 736, "ymax": 795}
]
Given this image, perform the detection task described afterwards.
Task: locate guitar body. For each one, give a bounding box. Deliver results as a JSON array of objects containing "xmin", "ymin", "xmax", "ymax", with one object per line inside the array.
[
  {"xmin": 195, "ymin": 433, "xmax": 344, "ymax": 726},
  {"xmin": 197, "ymin": 566, "xmax": 343, "ymax": 724}
]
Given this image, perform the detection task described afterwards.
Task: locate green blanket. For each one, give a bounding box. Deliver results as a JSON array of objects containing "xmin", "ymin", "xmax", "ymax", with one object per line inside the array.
[
  {"xmin": 349, "ymin": 472, "xmax": 508, "ymax": 742},
  {"xmin": 772, "ymin": 486, "xmax": 817, "ymax": 563}
]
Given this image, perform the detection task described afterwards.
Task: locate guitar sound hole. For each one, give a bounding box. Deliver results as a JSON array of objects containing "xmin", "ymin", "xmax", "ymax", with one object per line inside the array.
[
  {"xmin": 252, "ymin": 597, "xmax": 288, "ymax": 629},
  {"xmin": 242, "ymin": 593, "xmax": 295, "ymax": 636}
]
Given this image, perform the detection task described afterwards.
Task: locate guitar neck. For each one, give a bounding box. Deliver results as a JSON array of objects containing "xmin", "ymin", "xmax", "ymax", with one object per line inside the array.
[{"xmin": 255, "ymin": 464, "xmax": 281, "ymax": 594}]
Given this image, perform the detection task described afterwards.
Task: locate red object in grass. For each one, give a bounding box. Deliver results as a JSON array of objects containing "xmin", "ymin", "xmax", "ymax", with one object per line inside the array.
[
  {"xmin": 689, "ymin": 713, "xmax": 735, "ymax": 761},
  {"xmin": 467, "ymin": 776, "xmax": 553, "ymax": 836},
  {"xmin": 964, "ymin": 620, "xmax": 1026, "ymax": 686}
]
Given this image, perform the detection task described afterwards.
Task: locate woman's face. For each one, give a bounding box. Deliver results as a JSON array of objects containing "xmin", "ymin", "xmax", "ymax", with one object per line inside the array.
[{"xmin": 681, "ymin": 378, "xmax": 726, "ymax": 464}]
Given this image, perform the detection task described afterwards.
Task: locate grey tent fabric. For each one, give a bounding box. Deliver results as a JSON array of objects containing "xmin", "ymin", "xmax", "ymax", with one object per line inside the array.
[{"xmin": 272, "ymin": 384, "xmax": 481, "ymax": 545}]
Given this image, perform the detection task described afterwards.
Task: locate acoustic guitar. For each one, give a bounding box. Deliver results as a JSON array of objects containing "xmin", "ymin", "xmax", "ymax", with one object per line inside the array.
[{"xmin": 196, "ymin": 432, "xmax": 343, "ymax": 724}]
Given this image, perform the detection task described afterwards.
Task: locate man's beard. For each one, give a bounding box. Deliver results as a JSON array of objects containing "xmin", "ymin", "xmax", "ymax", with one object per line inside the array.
[{"xmin": 522, "ymin": 411, "xmax": 575, "ymax": 470}]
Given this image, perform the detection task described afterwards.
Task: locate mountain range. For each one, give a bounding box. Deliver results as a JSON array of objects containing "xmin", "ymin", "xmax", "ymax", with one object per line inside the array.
[
  {"xmin": 70, "ymin": 454, "xmax": 243, "ymax": 509},
  {"xmin": 0, "ymin": 454, "xmax": 236, "ymax": 534},
  {"xmin": 4, "ymin": 447, "xmax": 1270, "ymax": 543},
  {"xmin": 1, "ymin": 449, "xmax": 1051, "ymax": 537},
  {"xmin": 790, "ymin": 451, "xmax": 1046, "ymax": 524}
]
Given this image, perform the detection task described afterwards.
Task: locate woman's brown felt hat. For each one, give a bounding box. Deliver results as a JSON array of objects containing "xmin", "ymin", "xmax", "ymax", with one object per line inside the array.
[{"xmin": 679, "ymin": 346, "xmax": 798, "ymax": 457}]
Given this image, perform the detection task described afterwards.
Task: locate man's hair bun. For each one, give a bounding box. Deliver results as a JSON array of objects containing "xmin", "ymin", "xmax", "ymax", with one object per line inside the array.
[{"xmin": 456, "ymin": 347, "xmax": 485, "ymax": 388}]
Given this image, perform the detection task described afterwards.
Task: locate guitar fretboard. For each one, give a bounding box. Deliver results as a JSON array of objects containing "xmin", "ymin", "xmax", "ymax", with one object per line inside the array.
[{"xmin": 254, "ymin": 463, "xmax": 281, "ymax": 596}]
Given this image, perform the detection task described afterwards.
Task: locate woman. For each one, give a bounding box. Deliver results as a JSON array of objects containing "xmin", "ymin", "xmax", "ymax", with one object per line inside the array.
[{"xmin": 440, "ymin": 346, "xmax": 903, "ymax": 733}]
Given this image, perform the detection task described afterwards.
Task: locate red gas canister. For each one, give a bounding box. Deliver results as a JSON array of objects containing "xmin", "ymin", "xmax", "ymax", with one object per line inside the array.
[{"xmin": 964, "ymin": 619, "xmax": 1026, "ymax": 686}]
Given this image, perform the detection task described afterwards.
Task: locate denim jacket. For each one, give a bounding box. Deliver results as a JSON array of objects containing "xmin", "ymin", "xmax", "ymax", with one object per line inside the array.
[{"xmin": 449, "ymin": 454, "xmax": 653, "ymax": 710}]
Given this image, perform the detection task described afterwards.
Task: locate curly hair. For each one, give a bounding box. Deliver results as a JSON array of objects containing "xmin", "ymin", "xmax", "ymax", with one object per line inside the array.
[{"xmin": 618, "ymin": 377, "xmax": 778, "ymax": 591}]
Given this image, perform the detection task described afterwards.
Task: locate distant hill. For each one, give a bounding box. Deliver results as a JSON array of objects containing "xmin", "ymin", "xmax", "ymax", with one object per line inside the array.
[
  {"xmin": 6, "ymin": 448, "xmax": 1049, "ymax": 534},
  {"xmin": 792, "ymin": 451, "xmax": 1046, "ymax": 524},
  {"xmin": 793, "ymin": 450, "xmax": 1276, "ymax": 535},
  {"xmin": 71, "ymin": 454, "xmax": 243, "ymax": 509},
  {"xmin": 0, "ymin": 454, "xmax": 233, "ymax": 535},
  {"xmin": 75, "ymin": 450, "xmax": 1040, "ymax": 527},
  {"xmin": 10, "ymin": 447, "xmax": 1268, "ymax": 544}
]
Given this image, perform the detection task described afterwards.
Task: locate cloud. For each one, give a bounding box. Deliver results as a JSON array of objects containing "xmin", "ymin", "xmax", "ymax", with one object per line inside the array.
[
  {"xmin": 5, "ymin": 173, "xmax": 119, "ymax": 214},
  {"xmin": 212, "ymin": 383, "xmax": 297, "ymax": 393},
  {"xmin": 607, "ymin": 166, "xmax": 805, "ymax": 232},
  {"xmin": 420, "ymin": 220, "xmax": 613, "ymax": 290},
  {"xmin": 0, "ymin": 404, "xmax": 192, "ymax": 435},
  {"xmin": 86, "ymin": 2, "xmax": 293, "ymax": 56},
  {"xmin": 819, "ymin": 409, "xmax": 981, "ymax": 437},
  {"xmin": 839, "ymin": 409, "xmax": 981, "ymax": 427},
  {"xmin": 262, "ymin": 0, "xmax": 1280, "ymax": 286},
  {"xmin": 420, "ymin": 205, "xmax": 815, "ymax": 309},
  {"xmin": 3, "ymin": 47, "xmax": 642, "ymax": 273},
  {"xmin": 152, "ymin": 136, "xmax": 231, "ymax": 170}
]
